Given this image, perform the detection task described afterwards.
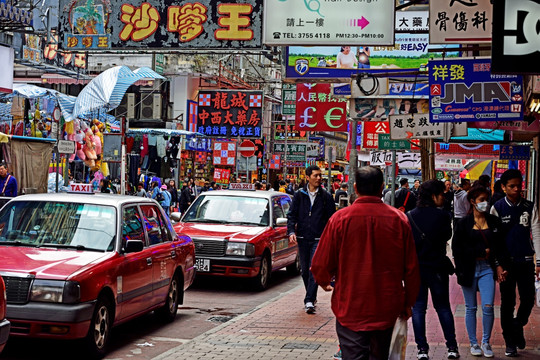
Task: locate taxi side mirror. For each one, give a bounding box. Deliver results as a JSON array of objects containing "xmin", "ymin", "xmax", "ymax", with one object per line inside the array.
[
  {"xmin": 275, "ymin": 217, "xmax": 287, "ymax": 227},
  {"xmin": 125, "ymin": 240, "xmax": 144, "ymax": 253},
  {"xmin": 170, "ymin": 212, "xmax": 182, "ymax": 223}
]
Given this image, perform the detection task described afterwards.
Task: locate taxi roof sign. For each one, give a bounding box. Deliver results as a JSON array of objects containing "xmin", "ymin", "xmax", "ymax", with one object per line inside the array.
[
  {"xmin": 229, "ymin": 183, "xmax": 256, "ymax": 191},
  {"xmin": 69, "ymin": 183, "xmax": 94, "ymax": 194}
]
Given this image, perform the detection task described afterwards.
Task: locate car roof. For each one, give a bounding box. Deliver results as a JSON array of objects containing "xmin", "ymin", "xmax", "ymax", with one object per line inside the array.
[
  {"xmin": 198, "ymin": 190, "xmax": 290, "ymax": 199},
  {"xmin": 6, "ymin": 193, "xmax": 158, "ymax": 207}
]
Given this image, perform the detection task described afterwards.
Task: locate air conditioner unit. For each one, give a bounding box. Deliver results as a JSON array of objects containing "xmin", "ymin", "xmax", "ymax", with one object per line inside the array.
[
  {"xmin": 139, "ymin": 93, "xmax": 162, "ymax": 120},
  {"xmin": 115, "ymin": 93, "xmax": 135, "ymax": 119}
]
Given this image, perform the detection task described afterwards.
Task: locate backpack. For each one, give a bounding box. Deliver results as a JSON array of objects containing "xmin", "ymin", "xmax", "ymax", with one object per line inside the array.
[{"xmin": 155, "ymin": 190, "xmax": 165, "ymax": 202}]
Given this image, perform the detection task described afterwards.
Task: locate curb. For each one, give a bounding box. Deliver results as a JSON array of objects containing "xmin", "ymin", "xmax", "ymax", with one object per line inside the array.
[{"xmin": 151, "ymin": 283, "xmax": 304, "ymax": 360}]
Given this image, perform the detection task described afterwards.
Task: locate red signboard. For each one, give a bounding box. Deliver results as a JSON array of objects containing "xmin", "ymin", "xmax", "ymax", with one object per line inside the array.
[
  {"xmin": 269, "ymin": 154, "xmax": 280, "ymax": 169},
  {"xmin": 362, "ymin": 121, "xmax": 389, "ymax": 149},
  {"xmin": 295, "ymin": 83, "xmax": 347, "ymax": 132},
  {"xmin": 213, "ymin": 141, "xmax": 236, "ymax": 166},
  {"xmin": 214, "ymin": 168, "xmax": 231, "ymax": 185}
]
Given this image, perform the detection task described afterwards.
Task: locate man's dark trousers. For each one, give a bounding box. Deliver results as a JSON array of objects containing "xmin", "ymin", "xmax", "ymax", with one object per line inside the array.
[
  {"xmin": 298, "ymin": 238, "xmax": 319, "ymax": 304},
  {"xmin": 336, "ymin": 320, "xmax": 393, "ymax": 360},
  {"xmin": 499, "ymin": 260, "xmax": 536, "ymax": 347}
]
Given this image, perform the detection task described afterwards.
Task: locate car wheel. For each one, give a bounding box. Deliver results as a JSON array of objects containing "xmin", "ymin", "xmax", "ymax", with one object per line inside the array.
[
  {"xmin": 253, "ymin": 254, "xmax": 271, "ymax": 291},
  {"xmin": 156, "ymin": 275, "xmax": 181, "ymax": 322},
  {"xmin": 286, "ymin": 253, "xmax": 301, "ymax": 276},
  {"xmin": 85, "ymin": 296, "xmax": 113, "ymax": 359}
]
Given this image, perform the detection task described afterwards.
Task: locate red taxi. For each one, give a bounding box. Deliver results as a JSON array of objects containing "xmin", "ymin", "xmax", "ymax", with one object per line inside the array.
[
  {"xmin": 0, "ymin": 193, "xmax": 195, "ymax": 358},
  {"xmin": 172, "ymin": 187, "xmax": 299, "ymax": 290},
  {"xmin": 0, "ymin": 276, "xmax": 9, "ymax": 353}
]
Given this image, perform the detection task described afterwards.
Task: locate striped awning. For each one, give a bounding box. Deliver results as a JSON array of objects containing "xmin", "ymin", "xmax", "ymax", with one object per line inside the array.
[
  {"xmin": 70, "ymin": 66, "xmax": 164, "ymax": 122},
  {"xmin": 42, "ymin": 73, "xmax": 155, "ymax": 86}
]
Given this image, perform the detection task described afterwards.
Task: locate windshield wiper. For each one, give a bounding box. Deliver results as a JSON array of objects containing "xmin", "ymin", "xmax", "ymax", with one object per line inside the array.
[
  {"xmin": 0, "ymin": 240, "xmax": 37, "ymax": 247},
  {"xmin": 227, "ymin": 221, "xmax": 262, "ymax": 226},
  {"xmin": 184, "ymin": 219, "xmax": 228, "ymax": 224},
  {"xmin": 38, "ymin": 243, "xmax": 94, "ymax": 251}
]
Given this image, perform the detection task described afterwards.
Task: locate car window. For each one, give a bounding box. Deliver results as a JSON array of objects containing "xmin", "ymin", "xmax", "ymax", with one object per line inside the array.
[
  {"xmin": 272, "ymin": 197, "xmax": 284, "ymax": 222},
  {"xmin": 140, "ymin": 205, "xmax": 168, "ymax": 245},
  {"xmin": 280, "ymin": 196, "xmax": 291, "ymax": 214},
  {"xmin": 122, "ymin": 206, "xmax": 145, "ymax": 249},
  {"xmin": 183, "ymin": 195, "xmax": 269, "ymax": 226},
  {"xmin": 0, "ymin": 201, "xmax": 116, "ymax": 251}
]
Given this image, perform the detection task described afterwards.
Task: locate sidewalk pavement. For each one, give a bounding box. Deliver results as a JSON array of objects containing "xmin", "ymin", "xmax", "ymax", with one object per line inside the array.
[{"xmin": 155, "ymin": 275, "xmax": 540, "ymax": 360}]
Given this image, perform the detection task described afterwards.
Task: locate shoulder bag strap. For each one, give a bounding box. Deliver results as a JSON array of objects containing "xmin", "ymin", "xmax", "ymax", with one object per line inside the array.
[
  {"xmin": 403, "ymin": 191, "xmax": 411, "ymax": 207},
  {"xmin": 406, "ymin": 212, "xmax": 426, "ymax": 239},
  {"xmin": 1, "ymin": 175, "xmax": 11, "ymax": 195}
]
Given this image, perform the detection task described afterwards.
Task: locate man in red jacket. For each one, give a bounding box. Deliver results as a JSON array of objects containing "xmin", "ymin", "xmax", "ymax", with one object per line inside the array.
[{"xmin": 311, "ymin": 166, "xmax": 420, "ymax": 360}]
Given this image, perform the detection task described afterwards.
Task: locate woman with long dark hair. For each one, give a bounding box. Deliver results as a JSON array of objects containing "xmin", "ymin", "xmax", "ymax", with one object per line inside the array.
[
  {"xmin": 407, "ymin": 179, "xmax": 459, "ymax": 360},
  {"xmin": 452, "ymin": 185, "xmax": 505, "ymax": 358}
]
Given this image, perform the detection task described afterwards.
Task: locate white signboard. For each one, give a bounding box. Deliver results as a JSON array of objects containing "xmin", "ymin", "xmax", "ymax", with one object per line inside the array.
[
  {"xmin": 237, "ymin": 156, "xmax": 257, "ymax": 172},
  {"xmin": 306, "ymin": 142, "xmax": 320, "ymax": 158},
  {"xmin": 0, "ymin": 46, "xmax": 14, "ymax": 94},
  {"xmin": 395, "ymin": 11, "xmax": 429, "ymax": 32},
  {"xmin": 435, "ymin": 158, "xmax": 465, "ymax": 170},
  {"xmin": 263, "ymin": 0, "xmax": 395, "ymax": 46},
  {"xmin": 390, "ymin": 114, "xmax": 446, "ymax": 139},
  {"xmin": 398, "ymin": 153, "xmax": 421, "ymax": 169},
  {"xmin": 57, "ymin": 140, "xmax": 75, "ymax": 154},
  {"xmin": 429, "ymin": 0, "xmax": 492, "ymax": 44},
  {"xmin": 369, "ymin": 151, "xmax": 392, "ymax": 166}
]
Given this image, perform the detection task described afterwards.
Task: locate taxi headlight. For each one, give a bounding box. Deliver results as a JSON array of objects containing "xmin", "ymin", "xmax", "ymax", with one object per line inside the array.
[
  {"xmin": 226, "ymin": 242, "xmax": 255, "ymax": 256},
  {"xmin": 31, "ymin": 280, "xmax": 80, "ymax": 304}
]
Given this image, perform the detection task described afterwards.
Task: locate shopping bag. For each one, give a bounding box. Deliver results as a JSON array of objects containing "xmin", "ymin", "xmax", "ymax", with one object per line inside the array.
[
  {"xmin": 388, "ymin": 317, "xmax": 408, "ymax": 360},
  {"xmin": 535, "ymin": 280, "xmax": 540, "ymax": 308}
]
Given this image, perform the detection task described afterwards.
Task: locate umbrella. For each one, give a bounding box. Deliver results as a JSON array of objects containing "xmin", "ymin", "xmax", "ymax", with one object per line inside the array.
[
  {"xmin": 71, "ymin": 66, "xmax": 164, "ymax": 122},
  {"xmin": 466, "ymin": 160, "xmax": 492, "ymax": 180}
]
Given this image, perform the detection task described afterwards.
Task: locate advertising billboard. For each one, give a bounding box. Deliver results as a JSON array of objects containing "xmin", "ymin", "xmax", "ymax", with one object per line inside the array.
[{"xmin": 295, "ymin": 83, "xmax": 347, "ymax": 132}]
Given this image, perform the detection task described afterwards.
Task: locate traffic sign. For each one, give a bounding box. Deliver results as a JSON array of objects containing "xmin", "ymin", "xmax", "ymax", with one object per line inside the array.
[
  {"xmin": 239, "ymin": 140, "xmax": 256, "ymax": 157},
  {"xmin": 377, "ymin": 134, "xmax": 411, "ymax": 150}
]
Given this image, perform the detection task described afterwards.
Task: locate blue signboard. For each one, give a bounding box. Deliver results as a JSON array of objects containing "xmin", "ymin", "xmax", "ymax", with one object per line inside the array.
[
  {"xmin": 429, "ymin": 58, "xmax": 524, "ymax": 123},
  {"xmin": 499, "ymin": 145, "xmax": 530, "ymax": 161}
]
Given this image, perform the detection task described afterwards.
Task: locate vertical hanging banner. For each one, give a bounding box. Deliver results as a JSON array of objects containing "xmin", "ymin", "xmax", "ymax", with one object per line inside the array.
[
  {"xmin": 263, "ymin": 0, "xmax": 395, "ymax": 46},
  {"xmin": 429, "ymin": 58, "xmax": 523, "ymax": 122},
  {"xmin": 59, "ymin": 0, "xmax": 263, "ymax": 50},
  {"xmin": 295, "ymin": 83, "xmax": 347, "ymax": 132},
  {"xmin": 187, "ymin": 100, "xmax": 198, "ymax": 133},
  {"xmin": 197, "ymin": 90, "xmax": 263, "ymax": 137},
  {"xmin": 282, "ymin": 83, "xmax": 296, "ymax": 115},
  {"xmin": 0, "ymin": 46, "xmax": 14, "ymax": 94},
  {"xmin": 429, "ymin": 0, "xmax": 492, "ymax": 44}
]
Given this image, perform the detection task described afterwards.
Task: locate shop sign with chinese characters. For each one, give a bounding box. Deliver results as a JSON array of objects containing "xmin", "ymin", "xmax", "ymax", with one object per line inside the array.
[
  {"xmin": 378, "ymin": 134, "xmax": 411, "ymax": 151},
  {"xmin": 499, "ymin": 145, "xmax": 530, "ymax": 160},
  {"xmin": 22, "ymin": 33, "xmax": 87, "ymax": 73},
  {"xmin": 263, "ymin": 0, "xmax": 395, "ymax": 46},
  {"xmin": 273, "ymin": 143, "xmax": 306, "ymax": 162},
  {"xmin": 429, "ymin": 58, "xmax": 524, "ymax": 123},
  {"xmin": 295, "ymin": 83, "xmax": 347, "ymax": 132},
  {"xmin": 390, "ymin": 114, "xmax": 445, "ymax": 139},
  {"xmin": 274, "ymin": 123, "xmax": 307, "ymax": 141},
  {"xmin": 197, "ymin": 90, "xmax": 263, "ymax": 138},
  {"xmin": 282, "ymin": 83, "xmax": 296, "ymax": 115},
  {"xmin": 429, "ymin": 0, "xmax": 492, "ymax": 44},
  {"xmin": 59, "ymin": 0, "xmax": 262, "ymax": 50},
  {"xmin": 362, "ymin": 121, "xmax": 389, "ymax": 150}
]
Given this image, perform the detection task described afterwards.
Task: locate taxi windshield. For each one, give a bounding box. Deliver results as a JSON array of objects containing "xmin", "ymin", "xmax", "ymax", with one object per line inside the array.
[
  {"xmin": 183, "ymin": 195, "xmax": 269, "ymax": 226},
  {"xmin": 0, "ymin": 201, "xmax": 117, "ymax": 252}
]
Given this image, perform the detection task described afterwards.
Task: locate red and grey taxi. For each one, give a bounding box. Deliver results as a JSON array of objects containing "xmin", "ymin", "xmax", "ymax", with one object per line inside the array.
[
  {"xmin": 0, "ymin": 192, "xmax": 195, "ymax": 358},
  {"xmin": 172, "ymin": 185, "xmax": 299, "ymax": 290}
]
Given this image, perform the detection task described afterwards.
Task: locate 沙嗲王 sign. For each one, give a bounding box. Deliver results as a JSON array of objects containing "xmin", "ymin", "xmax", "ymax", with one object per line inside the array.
[
  {"xmin": 263, "ymin": 0, "xmax": 395, "ymax": 46},
  {"xmin": 429, "ymin": 58, "xmax": 524, "ymax": 123}
]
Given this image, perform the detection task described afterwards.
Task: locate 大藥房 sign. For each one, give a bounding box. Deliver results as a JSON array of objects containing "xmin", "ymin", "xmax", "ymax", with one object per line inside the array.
[
  {"xmin": 197, "ymin": 90, "xmax": 263, "ymax": 138},
  {"xmin": 429, "ymin": 0, "xmax": 492, "ymax": 44},
  {"xmin": 429, "ymin": 58, "xmax": 523, "ymax": 122},
  {"xmin": 295, "ymin": 83, "xmax": 347, "ymax": 132},
  {"xmin": 263, "ymin": 0, "xmax": 395, "ymax": 46},
  {"xmin": 59, "ymin": 0, "xmax": 262, "ymax": 50}
]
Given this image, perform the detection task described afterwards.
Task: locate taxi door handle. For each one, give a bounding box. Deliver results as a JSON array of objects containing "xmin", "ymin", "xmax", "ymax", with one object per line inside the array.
[
  {"xmin": 171, "ymin": 251, "xmax": 176, "ymax": 258},
  {"xmin": 146, "ymin": 257, "xmax": 152, "ymax": 266}
]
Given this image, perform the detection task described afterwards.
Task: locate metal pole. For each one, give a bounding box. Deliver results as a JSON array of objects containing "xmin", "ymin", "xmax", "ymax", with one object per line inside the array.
[
  {"xmin": 283, "ymin": 116, "xmax": 288, "ymax": 178},
  {"xmin": 390, "ymin": 150, "xmax": 396, "ymax": 207},
  {"xmin": 55, "ymin": 118, "xmax": 60, "ymax": 193},
  {"xmin": 120, "ymin": 117, "xmax": 126, "ymax": 195},
  {"xmin": 246, "ymin": 155, "xmax": 249, "ymax": 182},
  {"xmin": 348, "ymin": 119, "xmax": 358, "ymax": 196}
]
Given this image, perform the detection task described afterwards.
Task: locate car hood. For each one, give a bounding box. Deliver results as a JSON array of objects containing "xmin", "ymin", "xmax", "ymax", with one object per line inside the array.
[
  {"xmin": 175, "ymin": 222, "xmax": 268, "ymax": 242},
  {"xmin": 0, "ymin": 246, "xmax": 112, "ymax": 280}
]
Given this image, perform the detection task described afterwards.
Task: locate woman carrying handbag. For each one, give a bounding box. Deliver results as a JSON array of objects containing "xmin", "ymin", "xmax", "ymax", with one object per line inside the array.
[{"xmin": 452, "ymin": 185, "xmax": 506, "ymax": 358}]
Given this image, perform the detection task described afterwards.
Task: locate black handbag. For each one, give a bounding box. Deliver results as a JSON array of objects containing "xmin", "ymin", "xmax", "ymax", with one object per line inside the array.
[{"xmin": 407, "ymin": 212, "xmax": 455, "ymax": 275}]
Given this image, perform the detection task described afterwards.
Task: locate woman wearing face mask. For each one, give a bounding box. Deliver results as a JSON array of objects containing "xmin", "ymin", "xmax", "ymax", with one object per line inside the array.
[{"xmin": 452, "ymin": 185, "xmax": 506, "ymax": 358}]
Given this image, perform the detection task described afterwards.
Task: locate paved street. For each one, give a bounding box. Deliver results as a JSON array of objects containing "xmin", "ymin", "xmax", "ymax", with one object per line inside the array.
[{"xmin": 153, "ymin": 275, "xmax": 540, "ymax": 360}]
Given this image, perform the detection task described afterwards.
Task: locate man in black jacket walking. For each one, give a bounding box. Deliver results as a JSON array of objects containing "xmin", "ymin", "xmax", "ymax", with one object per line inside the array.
[{"xmin": 287, "ymin": 165, "xmax": 336, "ymax": 314}]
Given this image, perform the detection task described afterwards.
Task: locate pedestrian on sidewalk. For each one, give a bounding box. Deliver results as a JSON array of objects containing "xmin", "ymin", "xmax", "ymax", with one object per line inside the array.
[
  {"xmin": 454, "ymin": 179, "xmax": 471, "ymax": 224},
  {"xmin": 287, "ymin": 165, "xmax": 335, "ymax": 314},
  {"xmin": 394, "ymin": 178, "xmax": 417, "ymax": 212},
  {"xmin": 490, "ymin": 169, "xmax": 540, "ymax": 357},
  {"xmin": 407, "ymin": 179, "xmax": 460, "ymax": 360},
  {"xmin": 0, "ymin": 163, "xmax": 17, "ymax": 197},
  {"xmin": 311, "ymin": 166, "xmax": 420, "ymax": 360},
  {"xmin": 452, "ymin": 185, "xmax": 506, "ymax": 358}
]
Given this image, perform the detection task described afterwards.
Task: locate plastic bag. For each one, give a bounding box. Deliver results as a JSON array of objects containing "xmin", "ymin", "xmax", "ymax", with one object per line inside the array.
[
  {"xmin": 388, "ymin": 317, "xmax": 408, "ymax": 360},
  {"xmin": 536, "ymin": 280, "xmax": 540, "ymax": 308}
]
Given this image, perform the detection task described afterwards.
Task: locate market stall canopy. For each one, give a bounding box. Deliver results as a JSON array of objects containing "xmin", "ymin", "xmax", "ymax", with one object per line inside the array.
[
  {"xmin": 127, "ymin": 128, "xmax": 204, "ymax": 137},
  {"xmin": 450, "ymin": 128, "xmax": 505, "ymax": 143},
  {"xmin": 70, "ymin": 66, "xmax": 165, "ymax": 122}
]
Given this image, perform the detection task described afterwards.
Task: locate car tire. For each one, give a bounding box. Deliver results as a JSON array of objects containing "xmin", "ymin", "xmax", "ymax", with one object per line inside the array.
[
  {"xmin": 85, "ymin": 296, "xmax": 113, "ymax": 359},
  {"xmin": 156, "ymin": 274, "xmax": 181, "ymax": 322},
  {"xmin": 286, "ymin": 253, "xmax": 301, "ymax": 276},
  {"xmin": 252, "ymin": 254, "xmax": 271, "ymax": 291}
]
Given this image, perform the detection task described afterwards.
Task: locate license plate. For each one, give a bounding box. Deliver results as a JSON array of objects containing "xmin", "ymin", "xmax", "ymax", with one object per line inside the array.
[{"xmin": 195, "ymin": 258, "xmax": 210, "ymax": 272}]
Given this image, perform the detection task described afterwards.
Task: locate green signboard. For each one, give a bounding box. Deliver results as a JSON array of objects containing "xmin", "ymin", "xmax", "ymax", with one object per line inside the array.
[
  {"xmin": 273, "ymin": 143, "xmax": 306, "ymax": 161},
  {"xmin": 378, "ymin": 134, "xmax": 411, "ymax": 150},
  {"xmin": 154, "ymin": 54, "xmax": 165, "ymax": 75},
  {"xmin": 282, "ymin": 84, "xmax": 296, "ymax": 115}
]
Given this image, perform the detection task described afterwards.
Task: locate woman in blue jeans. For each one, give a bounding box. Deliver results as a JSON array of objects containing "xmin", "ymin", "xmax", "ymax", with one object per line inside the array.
[
  {"xmin": 452, "ymin": 185, "xmax": 505, "ymax": 358},
  {"xmin": 407, "ymin": 180, "xmax": 459, "ymax": 360}
]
